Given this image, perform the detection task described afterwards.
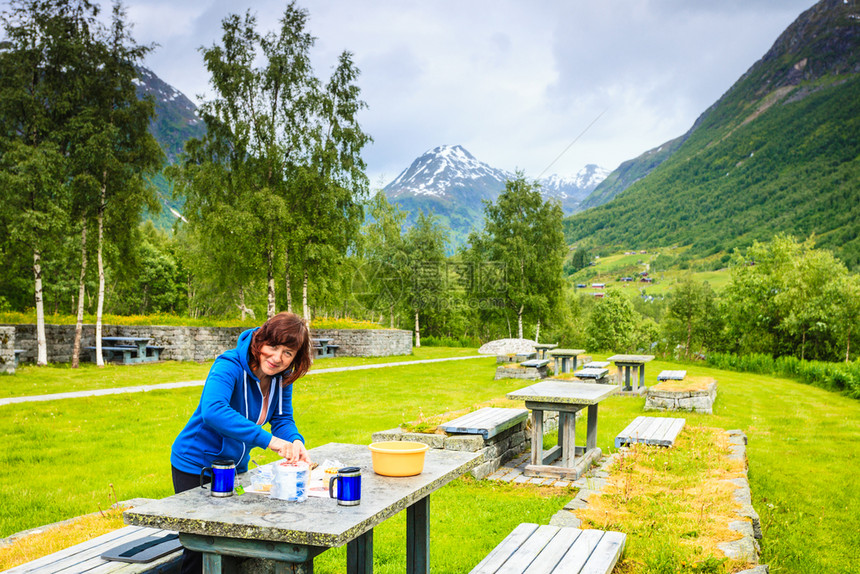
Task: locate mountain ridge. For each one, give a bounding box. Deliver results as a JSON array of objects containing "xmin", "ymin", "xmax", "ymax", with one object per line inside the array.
[{"xmin": 564, "ymin": 0, "xmax": 860, "ymax": 269}]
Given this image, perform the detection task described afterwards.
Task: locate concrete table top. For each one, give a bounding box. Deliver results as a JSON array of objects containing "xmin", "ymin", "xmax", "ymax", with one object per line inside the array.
[
  {"xmin": 532, "ymin": 343, "xmax": 558, "ymax": 350},
  {"xmin": 507, "ymin": 381, "xmax": 618, "ymax": 405},
  {"xmin": 124, "ymin": 443, "xmax": 481, "ymax": 548},
  {"xmin": 547, "ymin": 348, "xmax": 586, "ymax": 357},
  {"xmin": 607, "ymin": 354, "xmax": 655, "ymax": 364}
]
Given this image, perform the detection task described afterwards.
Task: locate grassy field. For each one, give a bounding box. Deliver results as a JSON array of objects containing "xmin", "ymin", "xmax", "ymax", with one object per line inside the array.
[
  {"xmin": 1, "ymin": 351, "xmax": 858, "ymax": 573},
  {"xmin": 0, "ymin": 346, "xmax": 478, "ymax": 399},
  {"xmin": 571, "ymin": 247, "xmax": 733, "ymax": 297}
]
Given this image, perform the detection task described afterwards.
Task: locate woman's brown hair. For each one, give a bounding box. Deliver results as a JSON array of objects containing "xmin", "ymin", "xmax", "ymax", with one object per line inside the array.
[{"xmin": 249, "ymin": 312, "xmax": 312, "ymax": 386}]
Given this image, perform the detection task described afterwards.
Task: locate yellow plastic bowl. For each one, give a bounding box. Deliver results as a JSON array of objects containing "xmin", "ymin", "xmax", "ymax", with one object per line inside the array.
[{"xmin": 368, "ymin": 441, "xmax": 429, "ymax": 477}]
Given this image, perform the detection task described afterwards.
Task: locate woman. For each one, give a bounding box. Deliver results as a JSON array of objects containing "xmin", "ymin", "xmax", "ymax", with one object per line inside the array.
[{"xmin": 170, "ymin": 311, "xmax": 313, "ymax": 574}]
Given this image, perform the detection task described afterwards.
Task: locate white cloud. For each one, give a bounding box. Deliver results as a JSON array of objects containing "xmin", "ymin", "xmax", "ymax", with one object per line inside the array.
[{"xmin": 110, "ymin": 0, "xmax": 817, "ymax": 184}]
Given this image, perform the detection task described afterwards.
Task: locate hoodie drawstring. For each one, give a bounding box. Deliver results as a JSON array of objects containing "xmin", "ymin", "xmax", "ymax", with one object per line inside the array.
[
  {"xmin": 243, "ymin": 371, "xmax": 249, "ymax": 419},
  {"xmin": 279, "ymin": 375, "xmax": 283, "ymax": 415}
]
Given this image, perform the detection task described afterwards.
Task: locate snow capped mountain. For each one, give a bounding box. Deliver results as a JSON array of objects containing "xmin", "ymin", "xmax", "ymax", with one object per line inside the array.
[
  {"xmin": 539, "ymin": 164, "xmax": 612, "ymax": 208},
  {"xmin": 134, "ymin": 66, "xmax": 206, "ymax": 162},
  {"xmin": 385, "ymin": 144, "xmax": 513, "ymax": 200},
  {"xmin": 383, "ymin": 144, "xmax": 608, "ymax": 250}
]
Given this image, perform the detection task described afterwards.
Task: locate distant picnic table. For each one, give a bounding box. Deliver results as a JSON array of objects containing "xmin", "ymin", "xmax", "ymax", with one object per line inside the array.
[
  {"xmin": 607, "ymin": 354, "xmax": 654, "ymax": 392},
  {"xmin": 86, "ymin": 336, "xmax": 162, "ymax": 365},
  {"xmin": 312, "ymin": 338, "xmax": 339, "ymax": 359}
]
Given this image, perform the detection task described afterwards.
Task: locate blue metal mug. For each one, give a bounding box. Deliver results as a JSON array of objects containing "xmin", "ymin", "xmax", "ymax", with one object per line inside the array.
[
  {"xmin": 200, "ymin": 459, "xmax": 236, "ymax": 497},
  {"xmin": 329, "ymin": 466, "xmax": 361, "ymax": 506}
]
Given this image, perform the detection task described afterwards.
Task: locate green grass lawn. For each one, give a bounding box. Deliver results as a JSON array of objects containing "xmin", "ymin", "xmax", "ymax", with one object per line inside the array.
[
  {"xmin": 0, "ymin": 346, "xmax": 479, "ymax": 399},
  {"xmin": 1, "ymin": 351, "xmax": 858, "ymax": 573}
]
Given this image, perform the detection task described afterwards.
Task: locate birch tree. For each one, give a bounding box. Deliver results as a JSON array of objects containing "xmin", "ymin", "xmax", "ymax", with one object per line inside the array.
[
  {"xmin": 173, "ymin": 4, "xmax": 317, "ymax": 319},
  {"xmin": 478, "ymin": 174, "xmax": 565, "ymax": 339},
  {"xmin": 0, "ymin": 0, "xmax": 96, "ymax": 365}
]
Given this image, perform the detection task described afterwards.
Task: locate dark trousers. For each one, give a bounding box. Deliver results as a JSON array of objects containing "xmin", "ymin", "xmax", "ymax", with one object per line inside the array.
[{"xmin": 172, "ymin": 466, "xmax": 207, "ymax": 574}]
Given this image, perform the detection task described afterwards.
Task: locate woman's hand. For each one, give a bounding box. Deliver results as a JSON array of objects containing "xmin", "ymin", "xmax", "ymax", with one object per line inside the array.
[{"xmin": 268, "ymin": 437, "xmax": 310, "ymax": 464}]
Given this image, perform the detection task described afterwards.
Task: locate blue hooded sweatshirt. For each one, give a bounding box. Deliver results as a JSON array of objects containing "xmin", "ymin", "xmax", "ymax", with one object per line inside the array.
[{"xmin": 171, "ymin": 328, "xmax": 304, "ymax": 475}]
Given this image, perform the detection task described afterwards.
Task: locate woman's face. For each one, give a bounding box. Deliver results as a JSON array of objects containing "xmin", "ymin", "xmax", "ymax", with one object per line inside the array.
[{"xmin": 258, "ymin": 344, "xmax": 296, "ymax": 376}]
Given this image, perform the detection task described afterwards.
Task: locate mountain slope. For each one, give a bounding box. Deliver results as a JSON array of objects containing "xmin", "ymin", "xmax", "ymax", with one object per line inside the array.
[
  {"xmin": 564, "ymin": 0, "xmax": 860, "ymax": 269},
  {"xmin": 385, "ymin": 144, "xmax": 607, "ymax": 249}
]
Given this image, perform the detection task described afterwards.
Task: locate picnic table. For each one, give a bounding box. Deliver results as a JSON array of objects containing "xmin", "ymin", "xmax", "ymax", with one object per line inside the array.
[
  {"xmin": 547, "ymin": 348, "xmax": 586, "ymax": 375},
  {"xmin": 607, "ymin": 354, "xmax": 655, "ymax": 392},
  {"xmin": 532, "ymin": 343, "xmax": 558, "ymax": 360},
  {"xmin": 312, "ymin": 337, "xmax": 339, "ymax": 359},
  {"xmin": 124, "ymin": 442, "xmax": 481, "ymax": 574},
  {"xmin": 507, "ymin": 381, "xmax": 617, "ymax": 480},
  {"xmin": 86, "ymin": 336, "xmax": 162, "ymax": 365}
]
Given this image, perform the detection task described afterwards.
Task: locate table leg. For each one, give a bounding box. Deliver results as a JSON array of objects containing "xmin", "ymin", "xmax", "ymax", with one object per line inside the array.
[
  {"xmin": 638, "ymin": 364, "xmax": 645, "ymax": 388},
  {"xmin": 407, "ymin": 496, "xmax": 429, "ymax": 574},
  {"xmin": 572, "ymin": 355, "xmax": 578, "ymax": 372},
  {"xmin": 347, "ymin": 529, "xmax": 372, "ymax": 574},
  {"xmin": 616, "ymin": 365, "xmax": 623, "ymax": 386},
  {"xmin": 586, "ymin": 405, "xmax": 598, "ymax": 451},
  {"xmin": 203, "ymin": 553, "xmax": 222, "ymax": 574},
  {"xmin": 624, "ymin": 367, "xmax": 632, "ymax": 391},
  {"xmin": 560, "ymin": 412, "xmax": 576, "ymax": 468},
  {"xmin": 530, "ymin": 410, "xmax": 544, "ymax": 467}
]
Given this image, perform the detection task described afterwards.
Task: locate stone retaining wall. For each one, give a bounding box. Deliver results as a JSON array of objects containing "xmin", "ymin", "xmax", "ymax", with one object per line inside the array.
[
  {"xmin": 310, "ymin": 328, "xmax": 411, "ymax": 357},
  {"xmin": 0, "ymin": 326, "xmax": 14, "ymax": 374},
  {"xmin": 494, "ymin": 364, "xmax": 547, "ymax": 380},
  {"xmin": 645, "ymin": 380, "xmax": 717, "ymax": 414},
  {"xmin": 4, "ymin": 324, "xmax": 411, "ymax": 363}
]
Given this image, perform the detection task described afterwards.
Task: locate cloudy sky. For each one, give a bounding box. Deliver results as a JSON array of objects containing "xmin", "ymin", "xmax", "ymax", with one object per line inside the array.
[{"xmin": 112, "ymin": 0, "xmax": 816, "ymax": 186}]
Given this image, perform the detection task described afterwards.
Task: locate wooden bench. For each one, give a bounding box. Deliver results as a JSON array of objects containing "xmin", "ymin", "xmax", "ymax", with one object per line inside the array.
[
  {"xmin": 438, "ymin": 407, "xmax": 529, "ymax": 440},
  {"xmin": 470, "ymin": 523, "xmax": 626, "ymax": 574},
  {"xmin": 615, "ymin": 416, "xmax": 686, "ymax": 448},
  {"xmin": 85, "ymin": 346, "xmax": 137, "ymax": 364},
  {"xmin": 4, "ymin": 525, "xmax": 182, "ymax": 573}
]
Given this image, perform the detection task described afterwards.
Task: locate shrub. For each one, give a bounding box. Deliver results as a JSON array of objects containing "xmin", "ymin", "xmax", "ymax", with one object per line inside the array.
[
  {"xmin": 420, "ymin": 335, "xmax": 480, "ymax": 348},
  {"xmin": 705, "ymin": 352, "xmax": 860, "ymax": 400}
]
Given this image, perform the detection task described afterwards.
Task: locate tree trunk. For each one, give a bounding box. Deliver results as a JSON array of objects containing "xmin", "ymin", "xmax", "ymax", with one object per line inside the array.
[
  {"xmin": 506, "ymin": 314, "xmax": 512, "ymax": 339},
  {"xmin": 284, "ymin": 245, "xmax": 293, "ymax": 313},
  {"xmin": 302, "ymin": 268, "xmax": 310, "ymax": 323},
  {"xmin": 72, "ymin": 222, "xmax": 88, "ymax": 368},
  {"xmin": 535, "ymin": 318, "xmax": 541, "ymax": 342},
  {"xmin": 517, "ymin": 304, "xmax": 524, "ymax": 339},
  {"xmin": 33, "ymin": 249, "xmax": 47, "ymax": 366},
  {"xmin": 389, "ymin": 302, "xmax": 394, "ymax": 329},
  {"xmin": 96, "ymin": 183, "xmax": 106, "ymax": 368},
  {"xmin": 686, "ymin": 320, "xmax": 693, "ymax": 361},
  {"xmin": 801, "ymin": 330, "xmax": 806, "ymax": 362},
  {"xmin": 846, "ymin": 329, "xmax": 851, "ymax": 363},
  {"xmin": 266, "ymin": 244, "xmax": 276, "ymax": 319},
  {"xmin": 414, "ymin": 310, "xmax": 421, "ymax": 347},
  {"xmin": 239, "ymin": 287, "xmax": 247, "ymax": 321}
]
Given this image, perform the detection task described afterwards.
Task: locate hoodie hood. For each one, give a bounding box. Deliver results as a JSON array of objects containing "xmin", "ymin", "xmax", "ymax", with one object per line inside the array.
[{"xmin": 236, "ymin": 328, "xmax": 257, "ymax": 380}]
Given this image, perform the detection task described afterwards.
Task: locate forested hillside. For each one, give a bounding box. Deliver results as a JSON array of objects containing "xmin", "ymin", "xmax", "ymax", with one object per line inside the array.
[{"xmin": 565, "ymin": 0, "xmax": 860, "ymax": 269}]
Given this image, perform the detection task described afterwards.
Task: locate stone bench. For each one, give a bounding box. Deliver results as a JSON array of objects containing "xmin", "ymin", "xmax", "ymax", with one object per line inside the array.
[
  {"xmin": 573, "ymin": 367, "xmax": 610, "ymax": 381},
  {"xmin": 615, "ymin": 416, "xmax": 686, "ymax": 448},
  {"xmin": 4, "ymin": 525, "xmax": 181, "ymax": 574},
  {"xmin": 645, "ymin": 376, "xmax": 717, "ymax": 414},
  {"xmin": 438, "ymin": 407, "xmax": 529, "ymax": 440},
  {"xmin": 14, "ymin": 349, "xmax": 25, "ymax": 368},
  {"xmin": 583, "ymin": 361, "xmax": 609, "ymax": 369},
  {"xmin": 657, "ymin": 370, "xmax": 687, "ymax": 381},
  {"xmin": 469, "ymin": 523, "xmax": 626, "ymax": 574}
]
